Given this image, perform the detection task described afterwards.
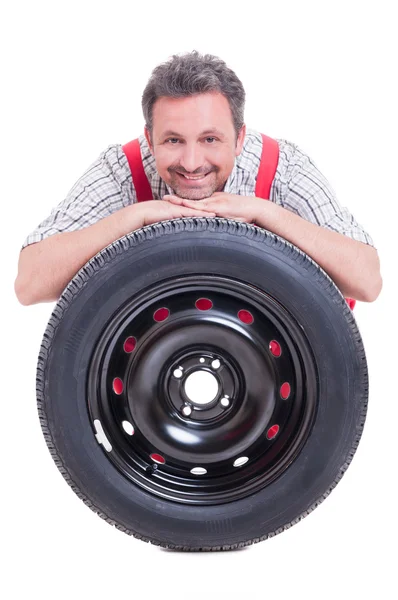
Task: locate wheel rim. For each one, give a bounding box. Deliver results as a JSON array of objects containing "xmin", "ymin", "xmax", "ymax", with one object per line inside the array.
[{"xmin": 88, "ymin": 275, "xmax": 318, "ymax": 505}]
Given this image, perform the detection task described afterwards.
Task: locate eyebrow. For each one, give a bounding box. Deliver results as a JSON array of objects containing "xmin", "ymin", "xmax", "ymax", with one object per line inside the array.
[{"xmin": 161, "ymin": 128, "xmax": 226, "ymax": 139}]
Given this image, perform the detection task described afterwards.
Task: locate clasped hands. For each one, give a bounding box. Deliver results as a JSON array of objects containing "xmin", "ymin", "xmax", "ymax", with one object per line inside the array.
[{"xmin": 163, "ymin": 192, "xmax": 262, "ymax": 224}]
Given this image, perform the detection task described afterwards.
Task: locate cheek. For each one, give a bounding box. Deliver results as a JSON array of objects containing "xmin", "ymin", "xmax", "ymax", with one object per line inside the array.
[
  {"xmin": 156, "ymin": 148, "xmax": 182, "ymax": 170},
  {"xmin": 203, "ymin": 149, "xmax": 234, "ymax": 174},
  {"xmin": 154, "ymin": 152, "xmax": 173, "ymax": 177},
  {"xmin": 215, "ymin": 152, "xmax": 235, "ymax": 174}
]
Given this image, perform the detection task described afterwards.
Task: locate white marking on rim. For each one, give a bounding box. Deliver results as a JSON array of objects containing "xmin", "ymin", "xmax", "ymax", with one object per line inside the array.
[
  {"xmin": 93, "ymin": 419, "xmax": 112, "ymax": 452},
  {"xmin": 182, "ymin": 405, "xmax": 192, "ymax": 416},
  {"xmin": 122, "ymin": 421, "xmax": 135, "ymax": 435},
  {"xmin": 191, "ymin": 467, "xmax": 207, "ymax": 475},
  {"xmin": 221, "ymin": 397, "xmax": 230, "ymax": 407},
  {"xmin": 211, "ymin": 359, "xmax": 221, "ymax": 369},
  {"xmin": 233, "ymin": 456, "xmax": 249, "ymax": 467},
  {"xmin": 173, "ymin": 368, "xmax": 183, "ymax": 378}
]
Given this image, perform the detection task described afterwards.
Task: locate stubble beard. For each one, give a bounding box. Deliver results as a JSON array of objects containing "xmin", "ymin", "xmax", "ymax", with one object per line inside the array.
[{"xmin": 168, "ymin": 171, "xmax": 225, "ymax": 200}]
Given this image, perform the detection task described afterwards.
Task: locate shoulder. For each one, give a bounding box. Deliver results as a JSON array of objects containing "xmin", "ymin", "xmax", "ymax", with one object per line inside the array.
[
  {"xmin": 275, "ymin": 138, "xmax": 320, "ymax": 170},
  {"xmin": 93, "ymin": 144, "xmax": 132, "ymax": 187},
  {"xmin": 65, "ymin": 143, "xmax": 135, "ymax": 206},
  {"xmin": 239, "ymin": 130, "xmax": 307, "ymax": 171}
]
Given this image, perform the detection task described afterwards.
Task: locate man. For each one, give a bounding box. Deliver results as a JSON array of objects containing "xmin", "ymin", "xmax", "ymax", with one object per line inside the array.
[{"xmin": 15, "ymin": 50, "xmax": 382, "ymax": 306}]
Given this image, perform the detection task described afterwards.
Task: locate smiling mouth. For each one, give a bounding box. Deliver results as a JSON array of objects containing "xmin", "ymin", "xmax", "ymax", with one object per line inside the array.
[{"xmin": 176, "ymin": 172, "xmax": 211, "ymax": 182}]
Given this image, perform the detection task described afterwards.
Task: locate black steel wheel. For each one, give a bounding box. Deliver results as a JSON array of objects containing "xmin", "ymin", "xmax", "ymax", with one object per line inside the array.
[{"xmin": 37, "ymin": 218, "xmax": 368, "ymax": 551}]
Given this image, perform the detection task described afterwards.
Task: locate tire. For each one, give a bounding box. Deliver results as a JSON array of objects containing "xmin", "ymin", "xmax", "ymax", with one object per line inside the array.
[{"xmin": 37, "ymin": 218, "xmax": 368, "ymax": 551}]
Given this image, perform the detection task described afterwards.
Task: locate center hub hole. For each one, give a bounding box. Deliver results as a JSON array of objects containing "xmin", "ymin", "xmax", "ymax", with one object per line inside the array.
[{"xmin": 184, "ymin": 370, "xmax": 219, "ymax": 405}]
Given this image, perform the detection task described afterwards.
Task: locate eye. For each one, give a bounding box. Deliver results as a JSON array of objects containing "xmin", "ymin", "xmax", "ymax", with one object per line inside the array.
[
  {"xmin": 166, "ymin": 138, "xmax": 179, "ymax": 144},
  {"xmin": 205, "ymin": 137, "xmax": 217, "ymax": 143}
]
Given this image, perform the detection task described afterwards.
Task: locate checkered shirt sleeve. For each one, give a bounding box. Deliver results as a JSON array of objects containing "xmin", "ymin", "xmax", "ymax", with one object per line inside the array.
[{"xmin": 21, "ymin": 145, "xmax": 135, "ymax": 249}]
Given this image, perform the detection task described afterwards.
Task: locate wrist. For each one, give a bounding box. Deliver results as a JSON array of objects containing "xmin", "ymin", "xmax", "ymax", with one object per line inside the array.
[
  {"xmin": 111, "ymin": 203, "xmax": 145, "ymax": 238},
  {"xmin": 253, "ymin": 197, "xmax": 270, "ymax": 225},
  {"xmin": 254, "ymin": 197, "xmax": 282, "ymax": 228}
]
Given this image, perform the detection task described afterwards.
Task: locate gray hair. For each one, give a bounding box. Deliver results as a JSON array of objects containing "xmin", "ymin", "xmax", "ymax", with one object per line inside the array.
[{"xmin": 142, "ymin": 50, "xmax": 245, "ymax": 142}]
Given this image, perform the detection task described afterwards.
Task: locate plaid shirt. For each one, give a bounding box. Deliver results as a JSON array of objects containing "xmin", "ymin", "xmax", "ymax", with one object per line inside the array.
[{"xmin": 22, "ymin": 128, "xmax": 374, "ymax": 249}]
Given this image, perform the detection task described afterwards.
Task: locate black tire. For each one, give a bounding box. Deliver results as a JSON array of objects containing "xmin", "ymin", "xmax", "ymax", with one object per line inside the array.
[{"xmin": 37, "ymin": 218, "xmax": 368, "ymax": 551}]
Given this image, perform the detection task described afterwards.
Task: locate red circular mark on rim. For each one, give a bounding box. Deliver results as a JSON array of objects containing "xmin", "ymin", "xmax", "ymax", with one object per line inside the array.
[
  {"xmin": 280, "ymin": 382, "xmax": 291, "ymax": 399},
  {"xmin": 238, "ymin": 310, "xmax": 254, "ymax": 324},
  {"xmin": 150, "ymin": 453, "xmax": 166, "ymax": 464},
  {"xmin": 269, "ymin": 340, "xmax": 282, "ymax": 357},
  {"xmin": 123, "ymin": 336, "xmax": 137, "ymax": 353},
  {"xmin": 153, "ymin": 308, "xmax": 170, "ymax": 322},
  {"xmin": 267, "ymin": 424, "xmax": 280, "ymax": 440},
  {"xmin": 113, "ymin": 377, "xmax": 124, "ymax": 395},
  {"xmin": 195, "ymin": 298, "xmax": 213, "ymax": 311}
]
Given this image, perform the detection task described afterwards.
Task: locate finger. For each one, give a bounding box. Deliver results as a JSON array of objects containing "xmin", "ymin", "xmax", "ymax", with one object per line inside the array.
[
  {"xmin": 168, "ymin": 196, "xmax": 215, "ymax": 212},
  {"xmin": 166, "ymin": 195, "xmax": 200, "ymax": 207},
  {"xmin": 183, "ymin": 208, "xmax": 216, "ymax": 217},
  {"xmin": 164, "ymin": 195, "xmax": 184, "ymax": 204},
  {"xmin": 182, "ymin": 198, "xmax": 212, "ymax": 210}
]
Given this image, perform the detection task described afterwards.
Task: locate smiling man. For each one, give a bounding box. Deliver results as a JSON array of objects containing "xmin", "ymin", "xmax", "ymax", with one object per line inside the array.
[
  {"xmin": 146, "ymin": 93, "xmax": 243, "ymax": 200},
  {"xmin": 15, "ymin": 51, "xmax": 382, "ymax": 305}
]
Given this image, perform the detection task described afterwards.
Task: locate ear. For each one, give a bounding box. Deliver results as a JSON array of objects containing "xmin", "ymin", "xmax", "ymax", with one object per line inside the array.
[
  {"xmin": 235, "ymin": 124, "xmax": 246, "ymax": 156},
  {"xmin": 144, "ymin": 126, "xmax": 154, "ymax": 155}
]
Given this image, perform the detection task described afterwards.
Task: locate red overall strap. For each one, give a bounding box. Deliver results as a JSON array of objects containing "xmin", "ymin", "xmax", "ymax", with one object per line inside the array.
[
  {"xmin": 255, "ymin": 134, "xmax": 280, "ymax": 199},
  {"xmin": 122, "ymin": 139, "xmax": 153, "ymax": 202}
]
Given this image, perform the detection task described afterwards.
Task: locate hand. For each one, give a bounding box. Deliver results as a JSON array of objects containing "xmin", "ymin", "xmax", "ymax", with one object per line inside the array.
[
  {"xmin": 164, "ymin": 192, "xmax": 262, "ymax": 223},
  {"xmin": 136, "ymin": 200, "xmax": 216, "ymax": 226}
]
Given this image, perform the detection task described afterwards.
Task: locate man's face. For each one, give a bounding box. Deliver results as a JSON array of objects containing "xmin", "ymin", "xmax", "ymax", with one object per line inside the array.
[{"xmin": 144, "ymin": 92, "xmax": 246, "ymax": 200}]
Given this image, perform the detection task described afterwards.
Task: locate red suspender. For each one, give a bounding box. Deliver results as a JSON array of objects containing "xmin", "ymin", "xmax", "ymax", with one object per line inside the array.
[
  {"xmin": 122, "ymin": 139, "xmax": 153, "ymax": 202},
  {"xmin": 122, "ymin": 134, "xmax": 356, "ymax": 309},
  {"xmin": 255, "ymin": 134, "xmax": 280, "ymax": 199}
]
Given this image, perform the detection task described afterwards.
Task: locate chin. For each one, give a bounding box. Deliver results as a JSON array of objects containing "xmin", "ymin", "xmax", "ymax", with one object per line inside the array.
[
  {"xmin": 180, "ymin": 191, "xmax": 213, "ymax": 201},
  {"xmin": 168, "ymin": 173, "xmax": 220, "ymax": 201},
  {"xmin": 169, "ymin": 185, "xmax": 214, "ymax": 201}
]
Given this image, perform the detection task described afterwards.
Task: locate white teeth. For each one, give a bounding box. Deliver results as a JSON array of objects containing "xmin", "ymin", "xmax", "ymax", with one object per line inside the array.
[{"xmin": 181, "ymin": 174, "xmax": 207, "ymax": 180}]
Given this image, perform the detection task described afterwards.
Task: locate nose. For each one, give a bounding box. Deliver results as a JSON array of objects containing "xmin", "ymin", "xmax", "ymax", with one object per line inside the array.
[{"xmin": 178, "ymin": 143, "xmax": 206, "ymax": 174}]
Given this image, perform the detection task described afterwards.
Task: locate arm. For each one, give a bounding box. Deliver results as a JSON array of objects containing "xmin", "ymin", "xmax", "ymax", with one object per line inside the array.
[
  {"xmin": 15, "ymin": 204, "xmax": 143, "ymax": 305},
  {"xmin": 261, "ymin": 141, "xmax": 382, "ymax": 302},
  {"xmin": 15, "ymin": 201, "xmax": 215, "ymax": 305},
  {"xmin": 254, "ymin": 200, "xmax": 382, "ymax": 302}
]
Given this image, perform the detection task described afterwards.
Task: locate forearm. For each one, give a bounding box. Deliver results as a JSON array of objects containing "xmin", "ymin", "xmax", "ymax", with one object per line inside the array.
[
  {"xmin": 255, "ymin": 201, "xmax": 382, "ymax": 302},
  {"xmin": 15, "ymin": 204, "xmax": 145, "ymax": 305}
]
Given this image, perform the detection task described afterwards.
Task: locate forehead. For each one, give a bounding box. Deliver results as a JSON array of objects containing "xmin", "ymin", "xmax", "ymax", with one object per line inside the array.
[{"xmin": 152, "ymin": 92, "xmax": 234, "ymax": 136}]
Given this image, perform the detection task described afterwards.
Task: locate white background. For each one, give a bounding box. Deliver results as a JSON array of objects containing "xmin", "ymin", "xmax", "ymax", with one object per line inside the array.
[{"xmin": 1, "ymin": 1, "xmax": 396, "ymax": 598}]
